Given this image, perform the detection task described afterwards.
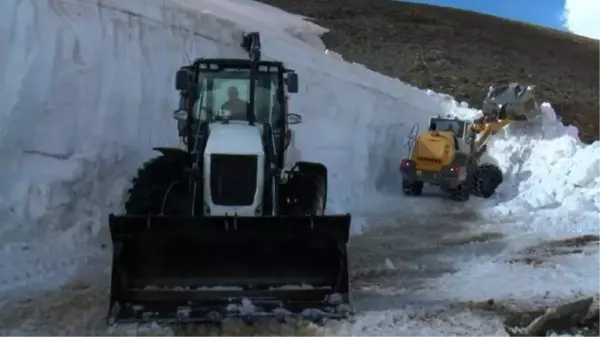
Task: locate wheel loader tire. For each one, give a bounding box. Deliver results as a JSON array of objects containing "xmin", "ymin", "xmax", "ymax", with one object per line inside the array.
[
  {"xmin": 449, "ymin": 179, "xmax": 471, "ymax": 201},
  {"xmin": 402, "ymin": 179, "xmax": 423, "ymax": 196},
  {"xmin": 124, "ymin": 155, "xmax": 187, "ymax": 215},
  {"xmin": 472, "ymin": 164, "xmax": 503, "ymax": 198}
]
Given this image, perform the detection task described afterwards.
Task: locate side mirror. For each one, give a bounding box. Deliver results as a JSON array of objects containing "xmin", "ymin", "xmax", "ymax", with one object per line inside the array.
[
  {"xmin": 175, "ymin": 68, "xmax": 192, "ymax": 91},
  {"xmin": 286, "ymin": 113, "xmax": 302, "ymax": 125},
  {"xmin": 286, "ymin": 73, "xmax": 298, "ymax": 93}
]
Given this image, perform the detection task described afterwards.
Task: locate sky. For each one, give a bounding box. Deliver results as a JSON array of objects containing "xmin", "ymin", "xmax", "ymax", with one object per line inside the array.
[{"xmin": 403, "ymin": 0, "xmax": 600, "ymax": 39}]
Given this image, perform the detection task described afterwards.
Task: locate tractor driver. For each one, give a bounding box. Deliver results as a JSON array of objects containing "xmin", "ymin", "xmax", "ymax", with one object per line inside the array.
[{"xmin": 221, "ymin": 86, "xmax": 249, "ymax": 120}]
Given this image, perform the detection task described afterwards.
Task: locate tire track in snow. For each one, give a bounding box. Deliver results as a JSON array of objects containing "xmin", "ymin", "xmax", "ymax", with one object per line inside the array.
[{"xmin": 349, "ymin": 207, "xmax": 506, "ymax": 311}]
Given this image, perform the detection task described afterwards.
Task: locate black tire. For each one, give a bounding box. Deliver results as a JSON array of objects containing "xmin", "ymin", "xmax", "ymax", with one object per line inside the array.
[
  {"xmin": 448, "ymin": 180, "xmax": 471, "ymax": 201},
  {"xmin": 402, "ymin": 179, "xmax": 424, "ymax": 196},
  {"xmin": 285, "ymin": 171, "xmax": 327, "ymax": 216},
  {"xmin": 472, "ymin": 164, "xmax": 503, "ymax": 198},
  {"xmin": 125, "ymin": 155, "xmax": 188, "ymax": 215}
]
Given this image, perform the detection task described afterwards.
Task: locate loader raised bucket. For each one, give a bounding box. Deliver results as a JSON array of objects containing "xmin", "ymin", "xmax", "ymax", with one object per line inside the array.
[
  {"xmin": 482, "ymin": 83, "xmax": 543, "ymax": 122},
  {"xmin": 107, "ymin": 214, "xmax": 352, "ymax": 324}
]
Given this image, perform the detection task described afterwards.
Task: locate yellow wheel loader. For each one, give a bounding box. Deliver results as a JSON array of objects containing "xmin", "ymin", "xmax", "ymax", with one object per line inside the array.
[
  {"xmin": 400, "ymin": 83, "xmax": 541, "ymax": 201},
  {"xmin": 107, "ymin": 32, "xmax": 352, "ymax": 325}
]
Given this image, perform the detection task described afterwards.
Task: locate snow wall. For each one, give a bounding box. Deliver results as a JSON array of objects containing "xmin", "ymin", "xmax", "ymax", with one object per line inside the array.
[{"xmin": 0, "ymin": 0, "xmax": 598, "ymax": 249}]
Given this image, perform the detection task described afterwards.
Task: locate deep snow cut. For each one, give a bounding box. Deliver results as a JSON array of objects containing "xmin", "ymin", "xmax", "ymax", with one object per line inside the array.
[
  {"xmin": 0, "ymin": 1, "xmax": 598, "ymax": 335},
  {"xmin": 0, "ymin": 0, "xmax": 597, "ymax": 298},
  {"xmin": 0, "ymin": 0, "xmax": 444, "ymax": 244},
  {"xmin": 0, "ymin": 0, "xmax": 600, "ymax": 241}
]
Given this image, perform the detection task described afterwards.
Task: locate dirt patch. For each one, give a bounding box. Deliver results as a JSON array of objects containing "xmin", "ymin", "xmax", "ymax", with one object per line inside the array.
[
  {"xmin": 0, "ymin": 280, "xmax": 109, "ymax": 335},
  {"xmin": 348, "ymin": 211, "xmax": 478, "ymax": 284},
  {"xmin": 508, "ymin": 234, "xmax": 600, "ymax": 266},
  {"xmin": 439, "ymin": 231, "xmax": 504, "ymax": 247},
  {"xmin": 0, "ymin": 279, "xmax": 325, "ymax": 336},
  {"xmin": 468, "ymin": 296, "xmax": 599, "ymax": 336}
]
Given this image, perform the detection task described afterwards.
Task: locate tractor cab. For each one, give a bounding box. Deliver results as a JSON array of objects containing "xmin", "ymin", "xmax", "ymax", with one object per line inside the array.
[{"xmin": 175, "ymin": 59, "xmax": 300, "ymax": 125}]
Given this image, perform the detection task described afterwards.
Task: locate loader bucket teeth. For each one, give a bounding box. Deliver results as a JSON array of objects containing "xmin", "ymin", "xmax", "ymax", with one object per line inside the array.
[{"xmin": 107, "ymin": 214, "xmax": 352, "ymax": 324}]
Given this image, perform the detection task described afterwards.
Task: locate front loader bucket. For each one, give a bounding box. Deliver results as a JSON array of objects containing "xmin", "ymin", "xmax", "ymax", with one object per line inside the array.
[
  {"xmin": 482, "ymin": 83, "xmax": 543, "ymax": 122},
  {"xmin": 107, "ymin": 214, "xmax": 352, "ymax": 325}
]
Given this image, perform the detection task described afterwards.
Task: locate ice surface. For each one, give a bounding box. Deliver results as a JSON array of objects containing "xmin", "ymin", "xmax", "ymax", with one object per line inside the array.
[{"xmin": 0, "ymin": 0, "xmax": 598, "ymax": 334}]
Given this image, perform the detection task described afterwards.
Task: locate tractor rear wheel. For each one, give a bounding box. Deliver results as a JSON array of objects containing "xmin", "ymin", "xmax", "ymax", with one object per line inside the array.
[{"xmin": 125, "ymin": 155, "xmax": 188, "ymax": 215}]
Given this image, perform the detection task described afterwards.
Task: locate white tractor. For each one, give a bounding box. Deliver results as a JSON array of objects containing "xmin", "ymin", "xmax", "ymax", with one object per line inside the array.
[{"xmin": 107, "ymin": 32, "xmax": 352, "ymax": 325}]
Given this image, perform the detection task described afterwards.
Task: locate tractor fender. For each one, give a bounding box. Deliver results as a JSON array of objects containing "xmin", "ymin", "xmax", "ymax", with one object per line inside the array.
[
  {"xmin": 296, "ymin": 162, "xmax": 328, "ymax": 195},
  {"xmin": 296, "ymin": 161, "xmax": 327, "ymax": 182},
  {"xmin": 292, "ymin": 161, "xmax": 328, "ymax": 212}
]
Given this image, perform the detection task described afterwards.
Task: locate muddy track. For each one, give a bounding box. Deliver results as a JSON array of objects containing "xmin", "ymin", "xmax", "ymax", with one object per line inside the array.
[
  {"xmin": 0, "ymin": 201, "xmax": 509, "ymax": 335},
  {"xmin": 349, "ymin": 209, "xmax": 506, "ymax": 313}
]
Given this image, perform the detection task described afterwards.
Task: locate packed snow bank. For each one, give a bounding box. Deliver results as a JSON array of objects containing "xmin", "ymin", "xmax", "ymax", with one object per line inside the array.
[
  {"xmin": 0, "ymin": 0, "xmax": 452, "ymax": 247},
  {"xmin": 450, "ymin": 103, "xmax": 600, "ymax": 237}
]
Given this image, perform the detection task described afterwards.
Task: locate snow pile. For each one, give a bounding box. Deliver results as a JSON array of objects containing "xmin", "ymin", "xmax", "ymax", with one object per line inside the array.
[
  {"xmin": 491, "ymin": 105, "xmax": 598, "ymax": 210},
  {"xmin": 450, "ymin": 103, "xmax": 599, "ymax": 236},
  {"xmin": 435, "ymin": 102, "xmax": 600, "ymax": 303}
]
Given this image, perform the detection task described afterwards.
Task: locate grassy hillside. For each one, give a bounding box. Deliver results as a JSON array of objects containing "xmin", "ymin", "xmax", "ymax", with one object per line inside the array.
[{"xmin": 257, "ymin": 0, "xmax": 599, "ymax": 143}]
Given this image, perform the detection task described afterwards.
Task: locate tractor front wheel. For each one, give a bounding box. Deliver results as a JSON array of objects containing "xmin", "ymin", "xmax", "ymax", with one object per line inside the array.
[{"xmin": 125, "ymin": 155, "xmax": 188, "ymax": 215}]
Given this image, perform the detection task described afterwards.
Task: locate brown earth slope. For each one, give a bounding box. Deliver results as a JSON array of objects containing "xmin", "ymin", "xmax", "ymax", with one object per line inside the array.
[{"xmin": 257, "ymin": 0, "xmax": 599, "ymax": 143}]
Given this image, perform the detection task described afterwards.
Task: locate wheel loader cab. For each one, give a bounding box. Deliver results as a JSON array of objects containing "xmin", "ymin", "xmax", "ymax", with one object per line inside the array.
[{"xmin": 425, "ymin": 116, "xmax": 469, "ymax": 153}]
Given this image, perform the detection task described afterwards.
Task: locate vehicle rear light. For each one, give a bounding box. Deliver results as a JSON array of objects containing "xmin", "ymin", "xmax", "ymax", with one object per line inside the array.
[
  {"xmin": 401, "ymin": 159, "xmax": 411, "ymax": 168},
  {"xmin": 449, "ymin": 165, "xmax": 460, "ymax": 173}
]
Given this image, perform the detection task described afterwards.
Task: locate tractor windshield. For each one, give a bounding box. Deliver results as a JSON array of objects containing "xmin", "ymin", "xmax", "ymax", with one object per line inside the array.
[{"xmin": 193, "ymin": 67, "xmax": 281, "ymax": 125}]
